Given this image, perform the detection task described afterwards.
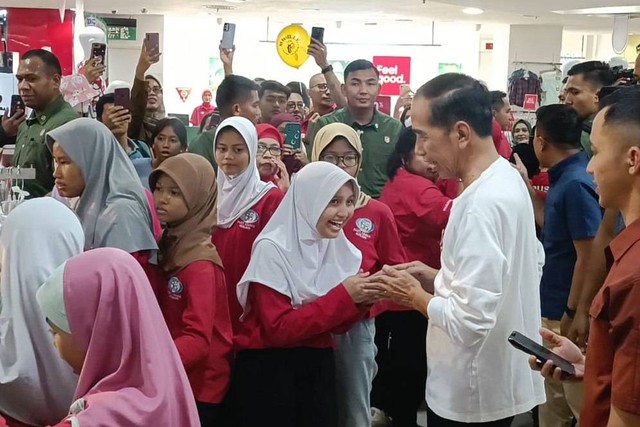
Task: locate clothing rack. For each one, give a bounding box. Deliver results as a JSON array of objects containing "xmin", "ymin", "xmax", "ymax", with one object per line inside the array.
[{"xmin": 512, "ymin": 61, "xmax": 562, "ymax": 66}]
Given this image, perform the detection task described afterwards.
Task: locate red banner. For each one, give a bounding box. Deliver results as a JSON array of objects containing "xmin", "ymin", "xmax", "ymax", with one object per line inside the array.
[
  {"xmin": 373, "ymin": 56, "xmax": 411, "ymax": 96},
  {"xmin": 7, "ymin": 8, "xmax": 75, "ymax": 75},
  {"xmin": 375, "ymin": 96, "xmax": 391, "ymax": 115}
]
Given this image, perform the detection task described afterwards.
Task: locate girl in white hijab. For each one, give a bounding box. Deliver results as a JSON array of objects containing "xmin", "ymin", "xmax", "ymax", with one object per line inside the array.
[
  {"xmin": 0, "ymin": 198, "xmax": 84, "ymax": 426},
  {"xmin": 229, "ymin": 162, "xmax": 383, "ymax": 427},
  {"xmin": 212, "ymin": 116, "xmax": 284, "ymax": 331},
  {"xmin": 46, "ymin": 118, "xmax": 157, "ymax": 261}
]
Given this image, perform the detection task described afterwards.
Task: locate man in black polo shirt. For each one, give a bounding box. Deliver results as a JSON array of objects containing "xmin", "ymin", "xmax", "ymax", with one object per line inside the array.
[{"xmin": 307, "ymin": 60, "xmax": 402, "ymax": 198}]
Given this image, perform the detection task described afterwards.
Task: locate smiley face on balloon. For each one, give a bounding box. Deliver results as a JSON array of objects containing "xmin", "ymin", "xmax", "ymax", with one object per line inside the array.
[{"xmin": 276, "ymin": 25, "xmax": 311, "ymax": 69}]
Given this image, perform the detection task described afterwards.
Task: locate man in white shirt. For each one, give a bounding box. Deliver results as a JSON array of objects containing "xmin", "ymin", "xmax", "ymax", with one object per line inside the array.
[{"xmin": 372, "ymin": 73, "xmax": 546, "ymax": 426}]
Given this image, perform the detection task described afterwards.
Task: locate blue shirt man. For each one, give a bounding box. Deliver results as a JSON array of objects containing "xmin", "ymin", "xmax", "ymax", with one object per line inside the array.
[{"xmin": 540, "ymin": 151, "xmax": 602, "ymax": 319}]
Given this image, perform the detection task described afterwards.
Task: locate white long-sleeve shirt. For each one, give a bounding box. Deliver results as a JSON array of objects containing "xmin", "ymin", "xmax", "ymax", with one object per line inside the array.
[{"xmin": 426, "ymin": 157, "xmax": 545, "ymax": 423}]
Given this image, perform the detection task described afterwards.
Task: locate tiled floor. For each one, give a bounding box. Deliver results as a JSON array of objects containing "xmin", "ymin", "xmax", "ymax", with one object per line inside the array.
[{"xmin": 417, "ymin": 411, "xmax": 534, "ymax": 426}]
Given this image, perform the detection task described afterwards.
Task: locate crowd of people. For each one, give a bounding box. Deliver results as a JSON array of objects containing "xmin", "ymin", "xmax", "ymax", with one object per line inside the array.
[{"xmin": 0, "ymin": 31, "xmax": 638, "ymax": 427}]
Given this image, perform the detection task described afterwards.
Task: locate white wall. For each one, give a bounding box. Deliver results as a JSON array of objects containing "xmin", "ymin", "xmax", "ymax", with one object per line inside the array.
[
  {"xmin": 479, "ymin": 24, "xmax": 510, "ymax": 91},
  {"xmin": 162, "ymin": 15, "xmax": 486, "ymax": 114},
  {"xmin": 508, "ymin": 25, "xmax": 563, "ymax": 75}
]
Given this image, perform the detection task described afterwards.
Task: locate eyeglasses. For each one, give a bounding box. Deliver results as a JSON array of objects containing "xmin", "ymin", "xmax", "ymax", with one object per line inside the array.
[
  {"xmin": 311, "ymin": 83, "xmax": 329, "ymax": 92},
  {"xmin": 148, "ymin": 86, "xmax": 163, "ymax": 94},
  {"xmin": 320, "ymin": 153, "xmax": 359, "ymax": 167},
  {"xmin": 265, "ymin": 96, "xmax": 287, "ymax": 105},
  {"xmin": 257, "ymin": 144, "xmax": 282, "ymax": 156},
  {"xmin": 286, "ymin": 102, "xmax": 305, "ymax": 111}
]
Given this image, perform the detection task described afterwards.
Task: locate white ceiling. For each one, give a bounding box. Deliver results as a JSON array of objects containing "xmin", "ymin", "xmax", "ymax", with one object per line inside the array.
[{"xmin": 6, "ymin": 0, "xmax": 640, "ymax": 31}]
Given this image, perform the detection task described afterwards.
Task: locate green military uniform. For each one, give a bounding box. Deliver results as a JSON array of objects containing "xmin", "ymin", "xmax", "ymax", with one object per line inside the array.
[
  {"xmin": 188, "ymin": 128, "xmax": 217, "ymax": 172},
  {"xmin": 14, "ymin": 96, "xmax": 78, "ymax": 198},
  {"xmin": 307, "ymin": 108, "xmax": 403, "ymax": 198},
  {"xmin": 580, "ymin": 116, "xmax": 595, "ymax": 158}
]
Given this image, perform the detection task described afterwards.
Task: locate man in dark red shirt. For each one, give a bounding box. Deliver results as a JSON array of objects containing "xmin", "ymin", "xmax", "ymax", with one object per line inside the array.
[{"xmin": 531, "ymin": 86, "xmax": 640, "ymax": 427}]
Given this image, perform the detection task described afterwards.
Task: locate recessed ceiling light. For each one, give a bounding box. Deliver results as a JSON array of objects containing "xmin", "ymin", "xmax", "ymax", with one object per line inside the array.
[{"xmin": 462, "ymin": 7, "xmax": 484, "ymax": 15}]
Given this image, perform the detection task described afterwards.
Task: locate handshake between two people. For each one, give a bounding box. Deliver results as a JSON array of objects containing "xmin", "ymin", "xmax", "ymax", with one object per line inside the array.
[{"xmin": 343, "ymin": 261, "xmax": 437, "ymax": 315}]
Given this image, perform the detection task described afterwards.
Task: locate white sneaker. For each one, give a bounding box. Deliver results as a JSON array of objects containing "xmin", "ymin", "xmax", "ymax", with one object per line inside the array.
[{"xmin": 371, "ymin": 407, "xmax": 393, "ymax": 427}]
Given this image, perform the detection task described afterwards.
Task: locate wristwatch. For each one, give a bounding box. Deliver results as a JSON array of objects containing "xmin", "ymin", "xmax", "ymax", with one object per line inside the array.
[
  {"xmin": 321, "ymin": 64, "xmax": 333, "ymax": 74},
  {"xmin": 565, "ymin": 306, "xmax": 576, "ymax": 319}
]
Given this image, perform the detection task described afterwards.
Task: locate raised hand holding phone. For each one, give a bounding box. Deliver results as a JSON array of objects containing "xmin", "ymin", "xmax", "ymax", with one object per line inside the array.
[
  {"xmin": 3, "ymin": 96, "xmax": 26, "ymax": 137},
  {"xmin": 137, "ymin": 36, "xmax": 162, "ymax": 80}
]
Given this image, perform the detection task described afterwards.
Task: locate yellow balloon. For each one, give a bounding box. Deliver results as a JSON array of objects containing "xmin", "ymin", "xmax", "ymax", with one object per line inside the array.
[{"xmin": 276, "ymin": 25, "xmax": 310, "ymax": 69}]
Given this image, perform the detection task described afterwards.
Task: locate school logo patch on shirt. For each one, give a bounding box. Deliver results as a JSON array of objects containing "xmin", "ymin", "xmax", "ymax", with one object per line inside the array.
[
  {"xmin": 354, "ymin": 217, "xmax": 375, "ymax": 240},
  {"xmin": 239, "ymin": 209, "xmax": 259, "ymax": 230},
  {"xmin": 168, "ymin": 276, "xmax": 184, "ymax": 300}
]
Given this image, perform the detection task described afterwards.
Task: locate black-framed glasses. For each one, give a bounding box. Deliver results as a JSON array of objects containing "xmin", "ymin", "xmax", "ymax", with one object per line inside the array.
[
  {"xmin": 148, "ymin": 86, "xmax": 163, "ymax": 94},
  {"xmin": 286, "ymin": 102, "xmax": 305, "ymax": 111},
  {"xmin": 311, "ymin": 83, "xmax": 329, "ymax": 92},
  {"xmin": 320, "ymin": 153, "xmax": 359, "ymax": 167},
  {"xmin": 257, "ymin": 144, "xmax": 282, "ymax": 156}
]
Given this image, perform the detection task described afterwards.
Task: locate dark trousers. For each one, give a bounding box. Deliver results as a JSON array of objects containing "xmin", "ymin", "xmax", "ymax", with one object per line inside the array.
[
  {"xmin": 229, "ymin": 347, "xmax": 337, "ymax": 427},
  {"xmin": 196, "ymin": 401, "xmax": 225, "ymax": 427},
  {"xmin": 427, "ymin": 407, "xmax": 514, "ymax": 427},
  {"xmin": 371, "ymin": 311, "xmax": 428, "ymax": 426}
]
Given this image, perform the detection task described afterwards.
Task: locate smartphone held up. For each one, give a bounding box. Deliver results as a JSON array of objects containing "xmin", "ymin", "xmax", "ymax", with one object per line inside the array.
[
  {"xmin": 10, "ymin": 95, "xmax": 25, "ymax": 118},
  {"xmin": 145, "ymin": 33, "xmax": 160, "ymax": 55},
  {"xmin": 311, "ymin": 27, "xmax": 325, "ymax": 44},
  {"xmin": 221, "ymin": 23, "xmax": 236, "ymax": 50},
  {"xmin": 90, "ymin": 43, "xmax": 107, "ymax": 66},
  {"xmin": 284, "ymin": 123, "xmax": 302, "ymax": 150}
]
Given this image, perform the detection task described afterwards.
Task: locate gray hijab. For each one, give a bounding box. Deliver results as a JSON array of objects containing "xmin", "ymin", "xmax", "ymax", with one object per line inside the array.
[{"xmin": 47, "ymin": 118, "xmax": 158, "ymax": 253}]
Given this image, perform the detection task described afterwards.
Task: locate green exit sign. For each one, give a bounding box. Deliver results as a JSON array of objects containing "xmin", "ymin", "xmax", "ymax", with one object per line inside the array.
[{"xmin": 107, "ymin": 26, "xmax": 137, "ymax": 41}]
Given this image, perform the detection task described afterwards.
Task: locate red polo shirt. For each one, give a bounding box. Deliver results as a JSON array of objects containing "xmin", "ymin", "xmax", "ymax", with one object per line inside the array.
[
  {"xmin": 531, "ymin": 171, "xmax": 550, "ymax": 201},
  {"xmin": 344, "ymin": 199, "xmax": 407, "ymax": 274},
  {"xmin": 379, "ymin": 168, "xmax": 452, "ymax": 269},
  {"xmin": 234, "ymin": 283, "xmax": 365, "ymax": 351},
  {"xmin": 581, "ymin": 217, "xmax": 640, "ymax": 425},
  {"xmin": 492, "ymin": 119, "xmax": 513, "ymax": 160},
  {"xmin": 212, "ymin": 188, "xmax": 285, "ymax": 331},
  {"xmin": 151, "ymin": 261, "xmax": 233, "ymax": 404},
  {"xmin": 344, "ymin": 199, "xmax": 409, "ymax": 318}
]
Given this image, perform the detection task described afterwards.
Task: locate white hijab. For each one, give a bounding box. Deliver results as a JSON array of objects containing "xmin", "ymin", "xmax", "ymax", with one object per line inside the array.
[
  {"xmin": 215, "ymin": 116, "xmax": 275, "ymax": 228},
  {"xmin": 237, "ymin": 162, "xmax": 362, "ymax": 311},
  {"xmin": 0, "ymin": 198, "xmax": 84, "ymax": 426}
]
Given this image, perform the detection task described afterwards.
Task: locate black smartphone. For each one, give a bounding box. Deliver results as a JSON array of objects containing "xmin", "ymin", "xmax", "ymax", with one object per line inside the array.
[
  {"xmin": 221, "ymin": 23, "xmax": 236, "ymax": 50},
  {"xmin": 508, "ymin": 331, "xmax": 576, "ymax": 377},
  {"xmin": 90, "ymin": 42, "xmax": 107, "ymax": 65},
  {"xmin": 114, "ymin": 87, "xmax": 131, "ymax": 110},
  {"xmin": 284, "ymin": 122, "xmax": 301, "ymax": 150},
  {"xmin": 10, "ymin": 95, "xmax": 25, "ymax": 117},
  {"xmin": 145, "ymin": 32, "xmax": 160, "ymax": 54},
  {"xmin": 311, "ymin": 26, "xmax": 325, "ymax": 44}
]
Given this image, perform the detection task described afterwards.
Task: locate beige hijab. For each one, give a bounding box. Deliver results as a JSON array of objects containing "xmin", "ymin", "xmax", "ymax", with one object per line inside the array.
[
  {"xmin": 149, "ymin": 153, "xmax": 223, "ymax": 275},
  {"xmin": 311, "ymin": 122, "xmax": 371, "ymax": 209}
]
